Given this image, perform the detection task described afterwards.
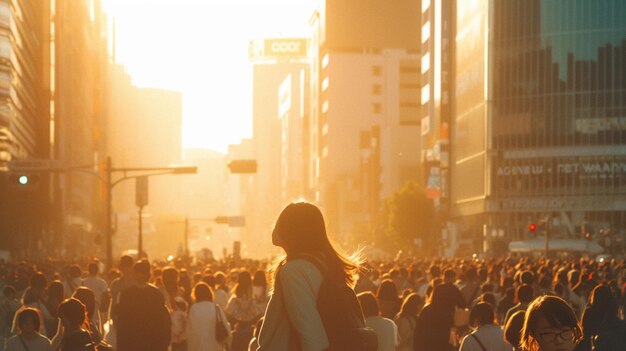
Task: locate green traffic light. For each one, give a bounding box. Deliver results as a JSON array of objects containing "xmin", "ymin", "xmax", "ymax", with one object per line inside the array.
[{"xmin": 18, "ymin": 175, "xmax": 28, "ymax": 185}]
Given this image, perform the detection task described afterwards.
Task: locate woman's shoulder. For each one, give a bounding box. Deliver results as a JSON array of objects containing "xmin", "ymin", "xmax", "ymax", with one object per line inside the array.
[{"xmin": 281, "ymin": 258, "xmax": 323, "ymax": 278}]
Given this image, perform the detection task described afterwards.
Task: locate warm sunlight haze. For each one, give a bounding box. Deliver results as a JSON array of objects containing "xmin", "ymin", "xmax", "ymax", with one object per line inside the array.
[{"xmin": 103, "ymin": 0, "xmax": 318, "ymax": 153}]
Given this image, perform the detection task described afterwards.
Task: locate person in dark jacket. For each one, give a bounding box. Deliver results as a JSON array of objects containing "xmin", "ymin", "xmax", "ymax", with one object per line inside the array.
[
  {"xmin": 116, "ymin": 260, "xmax": 171, "ymax": 351},
  {"xmin": 413, "ymin": 283, "xmax": 460, "ymax": 351},
  {"xmin": 575, "ymin": 284, "xmax": 626, "ymax": 351}
]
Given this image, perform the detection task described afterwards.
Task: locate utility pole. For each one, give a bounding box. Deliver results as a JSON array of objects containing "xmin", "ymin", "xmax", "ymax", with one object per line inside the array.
[
  {"xmin": 138, "ymin": 205, "xmax": 144, "ymax": 257},
  {"xmin": 544, "ymin": 214, "xmax": 550, "ymax": 257},
  {"xmin": 184, "ymin": 216, "xmax": 189, "ymax": 258},
  {"xmin": 105, "ymin": 157, "xmax": 113, "ymax": 270}
]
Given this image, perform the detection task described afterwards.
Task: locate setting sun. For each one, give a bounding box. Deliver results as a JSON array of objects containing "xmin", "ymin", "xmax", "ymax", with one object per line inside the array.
[{"xmin": 102, "ymin": 0, "xmax": 317, "ymax": 153}]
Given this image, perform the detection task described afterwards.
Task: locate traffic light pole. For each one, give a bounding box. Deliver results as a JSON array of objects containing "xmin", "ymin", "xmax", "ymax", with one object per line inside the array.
[
  {"xmin": 104, "ymin": 157, "xmax": 196, "ymax": 270},
  {"xmin": 106, "ymin": 157, "xmax": 113, "ymax": 272}
]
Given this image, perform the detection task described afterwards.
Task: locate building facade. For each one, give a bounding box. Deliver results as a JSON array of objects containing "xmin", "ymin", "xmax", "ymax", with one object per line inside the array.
[
  {"xmin": 0, "ymin": 0, "xmax": 51, "ymax": 255},
  {"xmin": 53, "ymin": 0, "xmax": 108, "ymax": 258},
  {"xmin": 449, "ymin": 0, "xmax": 626, "ymax": 255},
  {"xmin": 309, "ymin": 0, "xmax": 421, "ymax": 245},
  {"xmin": 247, "ymin": 38, "xmax": 309, "ymax": 257}
]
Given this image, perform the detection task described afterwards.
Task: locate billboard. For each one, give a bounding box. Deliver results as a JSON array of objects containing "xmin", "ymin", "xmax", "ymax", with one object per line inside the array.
[{"xmin": 249, "ymin": 38, "xmax": 308, "ymax": 60}]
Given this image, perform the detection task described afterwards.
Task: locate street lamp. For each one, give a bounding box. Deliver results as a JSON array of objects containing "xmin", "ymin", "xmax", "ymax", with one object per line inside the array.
[{"xmin": 104, "ymin": 157, "xmax": 197, "ymax": 269}]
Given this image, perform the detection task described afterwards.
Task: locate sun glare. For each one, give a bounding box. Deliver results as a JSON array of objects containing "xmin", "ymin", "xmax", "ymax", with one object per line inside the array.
[{"xmin": 103, "ymin": 0, "xmax": 318, "ymax": 153}]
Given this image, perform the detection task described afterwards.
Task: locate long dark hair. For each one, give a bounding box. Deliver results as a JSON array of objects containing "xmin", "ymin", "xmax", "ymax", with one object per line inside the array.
[
  {"xmin": 234, "ymin": 271, "xmax": 252, "ymax": 299},
  {"xmin": 270, "ymin": 201, "xmax": 361, "ymax": 287}
]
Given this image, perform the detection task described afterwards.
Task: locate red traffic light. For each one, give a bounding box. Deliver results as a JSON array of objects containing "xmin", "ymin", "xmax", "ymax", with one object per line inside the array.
[{"xmin": 529, "ymin": 223, "xmax": 537, "ymax": 232}]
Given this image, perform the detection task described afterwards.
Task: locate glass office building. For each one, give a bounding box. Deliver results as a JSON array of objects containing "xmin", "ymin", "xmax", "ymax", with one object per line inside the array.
[{"xmin": 451, "ymin": 0, "xmax": 626, "ymax": 252}]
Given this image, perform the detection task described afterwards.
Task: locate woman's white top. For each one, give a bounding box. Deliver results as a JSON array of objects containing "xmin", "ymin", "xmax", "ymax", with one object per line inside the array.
[
  {"xmin": 459, "ymin": 324, "xmax": 513, "ymax": 351},
  {"xmin": 187, "ymin": 300, "xmax": 231, "ymax": 351},
  {"xmin": 257, "ymin": 259, "xmax": 328, "ymax": 351}
]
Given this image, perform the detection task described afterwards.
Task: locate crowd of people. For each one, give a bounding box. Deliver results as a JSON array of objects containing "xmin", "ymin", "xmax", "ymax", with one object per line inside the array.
[{"xmin": 0, "ymin": 202, "xmax": 625, "ymax": 351}]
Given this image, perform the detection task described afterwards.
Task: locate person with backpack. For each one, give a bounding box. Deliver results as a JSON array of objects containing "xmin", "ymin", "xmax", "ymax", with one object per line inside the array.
[
  {"xmin": 257, "ymin": 201, "xmax": 376, "ymax": 351},
  {"xmin": 357, "ymin": 292, "xmax": 399, "ymax": 351},
  {"xmin": 393, "ymin": 293, "xmax": 422, "ymax": 351}
]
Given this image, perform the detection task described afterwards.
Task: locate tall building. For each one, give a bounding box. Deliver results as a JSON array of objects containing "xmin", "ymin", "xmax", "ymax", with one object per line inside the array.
[
  {"xmin": 448, "ymin": 0, "xmax": 626, "ymax": 255},
  {"xmin": 53, "ymin": 0, "xmax": 109, "ymax": 258},
  {"xmin": 0, "ymin": 0, "xmax": 51, "ymax": 255},
  {"xmin": 247, "ymin": 38, "xmax": 309, "ymax": 257},
  {"xmin": 107, "ymin": 63, "xmax": 184, "ymax": 258},
  {"xmin": 420, "ymin": 0, "xmax": 455, "ymax": 254},
  {"xmin": 309, "ymin": 0, "xmax": 421, "ymax": 244},
  {"xmin": 0, "ymin": 0, "xmax": 109, "ymax": 258}
]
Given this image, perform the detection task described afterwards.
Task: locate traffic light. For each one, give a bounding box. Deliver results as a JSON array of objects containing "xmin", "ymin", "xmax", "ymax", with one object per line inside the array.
[
  {"xmin": 8, "ymin": 173, "xmax": 40, "ymax": 188},
  {"xmin": 528, "ymin": 223, "xmax": 537, "ymax": 232}
]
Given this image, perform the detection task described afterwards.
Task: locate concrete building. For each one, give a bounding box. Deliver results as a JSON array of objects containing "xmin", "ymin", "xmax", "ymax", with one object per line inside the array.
[
  {"xmin": 308, "ymin": 0, "xmax": 422, "ymax": 245},
  {"xmin": 52, "ymin": 0, "xmax": 109, "ymax": 258},
  {"xmin": 247, "ymin": 38, "xmax": 309, "ymax": 258},
  {"xmin": 0, "ymin": 0, "xmax": 109, "ymax": 258},
  {"xmin": 0, "ymin": 0, "xmax": 51, "ymax": 256}
]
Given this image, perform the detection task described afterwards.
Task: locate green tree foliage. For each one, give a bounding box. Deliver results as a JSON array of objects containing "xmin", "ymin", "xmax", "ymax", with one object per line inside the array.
[{"xmin": 380, "ymin": 181, "xmax": 435, "ymax": 254}]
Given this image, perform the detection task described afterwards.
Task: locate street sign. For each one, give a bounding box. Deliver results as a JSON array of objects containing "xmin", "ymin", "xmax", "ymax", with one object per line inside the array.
[
  {"xmin": 8, "ymin": 159, "xmax": 66, "ymax": 171},
  {"xmin": 136, "ymin": 176, "xmax": 149, "ymax": 207},
  {"xmin": 228, "ymin": 216, "xmax": 246, "ymax": 227},
  {"xmin": 228, "ymin": 160, "xmax": 257, "ymax": 174}
]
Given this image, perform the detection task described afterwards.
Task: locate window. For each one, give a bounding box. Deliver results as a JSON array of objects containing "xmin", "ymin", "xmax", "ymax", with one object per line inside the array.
[
  {"xmin": 373, "ymin": 103, "xmax": 382, "ymax": 114},
  {"xmin": 372, "ymin": 84, "xmax": 382, "ymax": 95},
  {"xmin": 372, "ymin": 65, "xmax": 382, "ymax": 76}
]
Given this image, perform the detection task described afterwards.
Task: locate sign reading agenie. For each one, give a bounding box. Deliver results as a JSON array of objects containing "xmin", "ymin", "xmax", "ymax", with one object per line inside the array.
[{"xmin": 249, "ymin": 38, "xmax": 307, "ymax": 60}]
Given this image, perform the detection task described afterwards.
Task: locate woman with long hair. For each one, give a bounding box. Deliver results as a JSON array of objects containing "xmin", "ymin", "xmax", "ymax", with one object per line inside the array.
[
  {"xmin": 376, "ymin": 279, "xmax": 402, "ymax": 320},
  {"xmin": 577, "ymin": 284, "xmax": 626, "ymax": 350},
  {"xmin": 257, "ymin": 201, "xmax": 362, "ymax": 350},
  {"xmin": 520, "ymin": 295, "xmax": 582, "ymax": 351},
  {"xmin": 225, "ymin": 270, "xmax": 265, "ymax": 351},
  {"xmin": 252, "ymin": 270, "xmax": 269, "ymax": 307},
  {"xmin": 413, "ymin": 282, "xmax": 462, "ymax": 351},
  {"xmin": 393, "ymin": 293, "xmax": 422, "ymax": 351},
  {"xmin": 5, "ymin": 308, "xmax": 51, "ymax": 351},
  {"xmin": 187, "ymin": 282, "xmax": 231, "ymax": 351}
]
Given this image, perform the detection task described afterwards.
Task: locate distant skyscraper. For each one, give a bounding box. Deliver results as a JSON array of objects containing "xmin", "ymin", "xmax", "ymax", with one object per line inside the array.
[
  {"xmin": 248, "ymin": 38, "xmax": 309, "ymax": 257},
  {"xmin": 107, "ymin": 63, "xmax": 184, "ymax": 258},
  {"xmin": 447, "ymin": 0, "xmax": 626, "ymax": 254}
]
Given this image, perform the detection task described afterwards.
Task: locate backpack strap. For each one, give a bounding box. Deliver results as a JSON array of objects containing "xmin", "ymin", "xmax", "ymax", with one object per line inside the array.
[{"xmin": 470, "ymin": 333, "xmax": 487, "ymax": 351}]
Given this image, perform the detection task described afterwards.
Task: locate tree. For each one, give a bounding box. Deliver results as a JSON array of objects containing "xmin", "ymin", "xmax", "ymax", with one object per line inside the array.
[{"xmin": 379, "ymin": 181, "xmax": 435, "ymax": 254}]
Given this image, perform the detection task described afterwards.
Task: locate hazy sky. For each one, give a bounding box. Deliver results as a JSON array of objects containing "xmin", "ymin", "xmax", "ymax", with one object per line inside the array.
[{"xmin": 103, "ymin": 0, "xmax": 318, "ymax": 153}]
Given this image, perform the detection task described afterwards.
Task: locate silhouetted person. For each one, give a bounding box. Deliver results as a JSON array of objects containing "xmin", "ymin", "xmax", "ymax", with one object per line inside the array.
[
  {"xmin": 56, "ymin": 298, "xmax": 94, "ymax": 351},
  {"xmin": 116, "ymin": 260, "xmax": 171, "ymax": 351}
]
